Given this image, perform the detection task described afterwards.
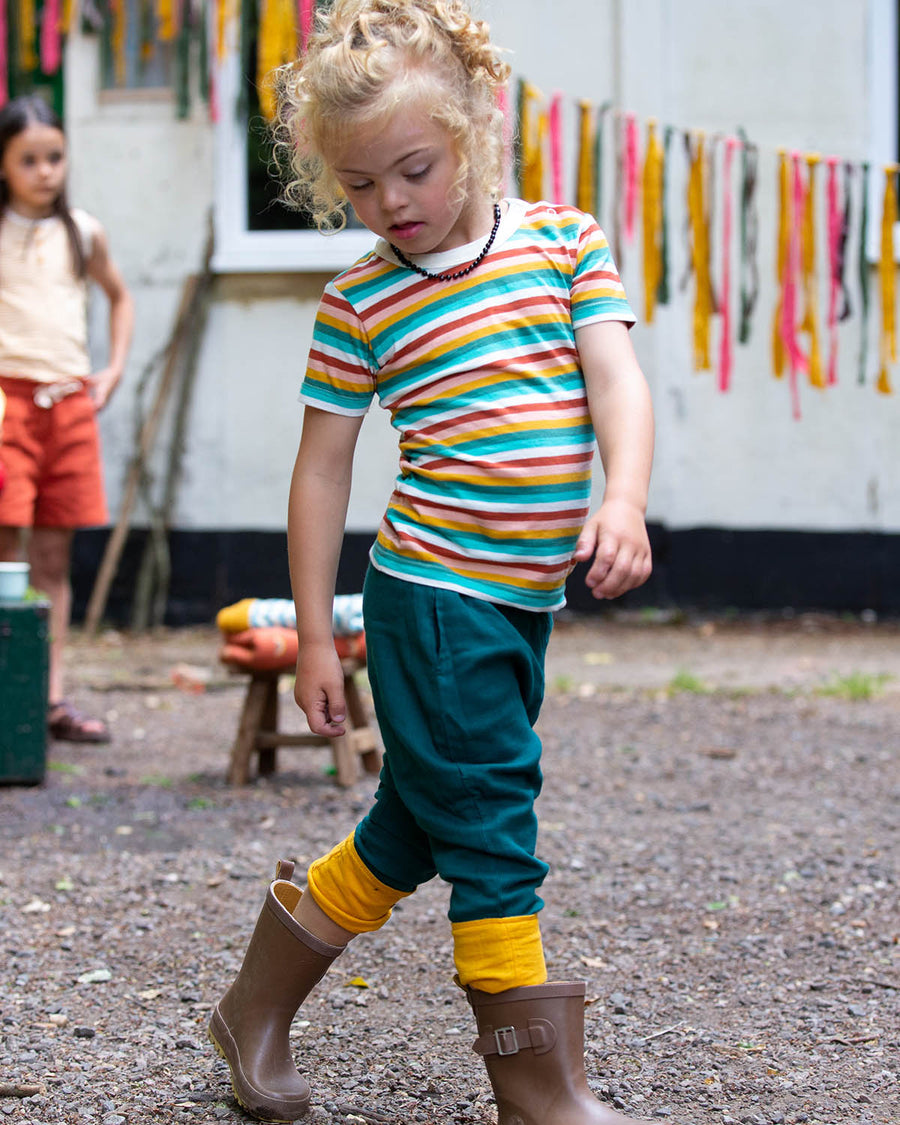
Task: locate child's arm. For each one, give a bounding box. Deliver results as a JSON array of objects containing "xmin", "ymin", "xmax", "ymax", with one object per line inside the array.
[
  {"xmin": 85, "ymin": 224, "xmax": 134, "ymax": 410},
  {"xmin": 574, "ymin": 320, "xmax": 654, "ymax": 599},
  {"xmin": 288, "ymin": 405, "xmax": 365, "ymax": 736}
]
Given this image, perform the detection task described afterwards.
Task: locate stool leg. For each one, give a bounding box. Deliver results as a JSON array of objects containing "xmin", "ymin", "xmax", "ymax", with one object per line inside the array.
[
  {"xmin": 344, "ymin": 671, "xmax": 381, "ymax": 775},
  {"xmin": 228, "ymin": 675, "xmax": 271, "ymax": 785},
  {"xmin": 257, "ymin": 675, "xmax": 279, "ymax": 778}
]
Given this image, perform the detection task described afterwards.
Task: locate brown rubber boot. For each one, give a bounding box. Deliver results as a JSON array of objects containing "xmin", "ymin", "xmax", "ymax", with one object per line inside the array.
[
  {"xmin": 208, "ymin": 860, "xmax": 345, "ymax": 1122},
  {"xmin": 467, "ymin": 980, "xmax": 647, "ymax": 1125}
]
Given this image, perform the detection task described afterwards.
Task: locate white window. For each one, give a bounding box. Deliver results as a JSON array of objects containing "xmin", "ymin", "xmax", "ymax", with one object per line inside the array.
[{"xmin": 212, "ymin": 49, "xmax": 374, "ymax": 273}]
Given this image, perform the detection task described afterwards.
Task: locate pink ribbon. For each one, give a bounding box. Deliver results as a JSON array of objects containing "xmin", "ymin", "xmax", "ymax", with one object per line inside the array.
[
  {"xmin": 41, "ymin": 0, "xmax": 62, "ymax": 75},
  {"xmin": 718, "ymin": 137, "xmax": 737, "ymax": 392},
  {"xmin": 624, "ymin": 113, "xmax": 639, "ymax": 243},
  {"xmin": 780, "ymin": 152, "xmax": 807, "ymax": 419},
  {"xmin": 0, "ymin": 0, "xmax": 7, "ymax": 109},
  {"xmin": 548, "ymin": 92, "xmax": 564, "ymax": 202},
  {"xmin": 300, "ymin": 0, "xmax": 315, "ymax": 50},
  {"xmin": 497, "ymin": 84, "xmax": 511, "ymax": 196},
  {"xmin": 825, "ymin": 156, "xmax": 841, "ymax": 386}
]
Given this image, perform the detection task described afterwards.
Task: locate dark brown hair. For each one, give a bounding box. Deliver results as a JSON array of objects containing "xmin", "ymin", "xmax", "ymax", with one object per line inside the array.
[{"xmin": 0, "ymin": 95, "xmax": 87, "ymax": 278}]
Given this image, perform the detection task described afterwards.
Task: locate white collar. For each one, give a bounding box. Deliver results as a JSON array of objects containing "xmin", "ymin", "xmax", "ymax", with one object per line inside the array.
[{"xmin": 375, "ymin": 197, "xmax": 527, "ymax": 271}]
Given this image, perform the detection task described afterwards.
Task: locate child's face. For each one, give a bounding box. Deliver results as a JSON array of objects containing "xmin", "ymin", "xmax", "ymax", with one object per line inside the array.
[
  {"xmin": 1, "ymin": 122, "xmax": 67, "ymax": 219},
  {"xmin": 329, "ymin": 106, "xmax": 490, "ymax": 255}
]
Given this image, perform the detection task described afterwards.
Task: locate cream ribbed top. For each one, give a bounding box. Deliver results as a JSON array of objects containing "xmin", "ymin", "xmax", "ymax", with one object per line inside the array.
[{"xmin": 0, "ymin": 208, "xmax": 96, "ymax": 383}]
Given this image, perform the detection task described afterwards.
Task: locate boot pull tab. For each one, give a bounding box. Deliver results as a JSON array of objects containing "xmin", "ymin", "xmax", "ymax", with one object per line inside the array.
[
  {"xmin": 473, "ymin": 1017, "xmax": 557, "ymax": 1058},
  {"xmin": 274, "ymin": 858, "xmax": 295, "ymax": 882}
]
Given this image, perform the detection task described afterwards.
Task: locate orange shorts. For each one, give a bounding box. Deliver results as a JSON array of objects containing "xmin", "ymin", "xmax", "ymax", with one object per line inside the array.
[{"xmin": 0, "ymin": 375, "xmax": 108, "ymax": 528}]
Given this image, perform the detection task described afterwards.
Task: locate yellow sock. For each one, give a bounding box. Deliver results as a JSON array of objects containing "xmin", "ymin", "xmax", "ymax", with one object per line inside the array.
[
  {"xmin": 452, "ymin": 914, "xmax": 547, "ymax": 993},
  {"xmin": 307, "ymin": 833, "xmax": 411, "ymax": 934}
]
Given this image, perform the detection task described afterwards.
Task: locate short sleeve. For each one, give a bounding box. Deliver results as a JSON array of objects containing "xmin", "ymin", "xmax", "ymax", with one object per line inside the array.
[
  {"xmin": 570, "ymin": 214, "xmax": 636, "ymax": 330},
  {"xmin": 300, "ymin": 282, "xmax": 378, "ymax": 416},
  {"xmin": 71, "ymin": 208, "xmax": 99, "ymax": 259}
]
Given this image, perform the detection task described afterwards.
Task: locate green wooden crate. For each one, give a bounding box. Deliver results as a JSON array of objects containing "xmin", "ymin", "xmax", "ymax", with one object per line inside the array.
[{"xmin": 0, "ymin": 600, "xmax": 50, "ymax": 785}]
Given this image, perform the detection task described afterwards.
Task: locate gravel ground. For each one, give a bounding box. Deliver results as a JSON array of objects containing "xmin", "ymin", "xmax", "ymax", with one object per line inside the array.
[{"xmin": 1, "ymin": 613, "xmax": 898, "ymax": 1125}]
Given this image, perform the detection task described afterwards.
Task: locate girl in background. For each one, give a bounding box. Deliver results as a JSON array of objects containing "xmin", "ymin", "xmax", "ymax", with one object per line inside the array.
[
  {"xmin": 0, "ymin": 95, "xmax": 134, "ymax": 743},
  {"xmin": 210, "ymin": 2, "xmax": 655, "ymax": 1122}
]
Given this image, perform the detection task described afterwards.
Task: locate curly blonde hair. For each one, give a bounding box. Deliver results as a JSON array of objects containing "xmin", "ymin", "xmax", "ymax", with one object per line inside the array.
[{"xmin": 273, "ymin": 0, "xmax": 510, "ymax": 231}]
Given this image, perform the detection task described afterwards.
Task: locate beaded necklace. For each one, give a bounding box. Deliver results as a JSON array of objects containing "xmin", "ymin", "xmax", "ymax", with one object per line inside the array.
[{"xmin": 390, "ymin": 203, "xmax": 502, "ymax": 281}]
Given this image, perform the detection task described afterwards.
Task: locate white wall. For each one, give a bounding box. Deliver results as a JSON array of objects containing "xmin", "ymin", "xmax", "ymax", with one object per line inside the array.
[{"xmin": 68, "ymin": 0, "xmax": 899, "ymax": 537}]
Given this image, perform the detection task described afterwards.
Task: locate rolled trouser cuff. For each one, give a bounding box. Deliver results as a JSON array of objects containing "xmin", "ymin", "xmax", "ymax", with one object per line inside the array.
[
  {"xmin": 307, "ymin": 832, "xmax": 411, "ymax": 934},
  {"xmin": 452, "ymin": 914, "xmax": 547, "ymax": 993}
]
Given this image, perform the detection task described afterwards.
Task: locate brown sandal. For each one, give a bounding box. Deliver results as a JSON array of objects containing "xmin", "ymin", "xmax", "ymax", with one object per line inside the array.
[{"xmin": 48, "ymin": 701, "xmax": 111, "ymax": 744}]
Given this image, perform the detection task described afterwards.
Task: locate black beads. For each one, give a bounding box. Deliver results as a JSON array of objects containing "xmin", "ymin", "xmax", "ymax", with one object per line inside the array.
[{"xmin": 390, "ymin": 203, "xmax": 502, "ymax": 281}]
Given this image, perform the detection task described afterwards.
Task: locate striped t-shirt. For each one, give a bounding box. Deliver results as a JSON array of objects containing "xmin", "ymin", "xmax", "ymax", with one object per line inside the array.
[{"xmin": 300, "ymin": 198, "xmax": 635, "ymax": 612}]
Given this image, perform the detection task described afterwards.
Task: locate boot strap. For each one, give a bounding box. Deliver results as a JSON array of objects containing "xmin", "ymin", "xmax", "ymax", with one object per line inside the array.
[{"xmin": 473, "ymin": 1018, "xmax": 557, "ymax": 1058}]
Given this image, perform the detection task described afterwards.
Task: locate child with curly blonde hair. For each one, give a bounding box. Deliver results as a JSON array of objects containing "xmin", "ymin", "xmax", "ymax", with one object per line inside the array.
[{"xmin": 210, "ymin": 3, "xmax": 654, "ymax": 1122}]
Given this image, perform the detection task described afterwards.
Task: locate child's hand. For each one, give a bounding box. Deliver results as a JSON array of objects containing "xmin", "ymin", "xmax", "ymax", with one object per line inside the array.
[
  {"xmin": 294, "ymin": 641, "xmax": 348, "ymax": 736},
  {"xmin": 573, "ymin": 498, "xmax": 652, "ymax": 599},
  {"xmin": 86, "ymin": 367, "xmax": 122, "ymax": 411}
]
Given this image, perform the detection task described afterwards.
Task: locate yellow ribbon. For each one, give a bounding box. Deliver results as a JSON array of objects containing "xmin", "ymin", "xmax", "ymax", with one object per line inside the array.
[
  {"xmin": 111, "ymin": 0, "xmax": 128, "ymax": 85},
  {"xmin": 20, "ymin": 0, "xmax": 39, "ymax": 70},
  {"xmin": 61, "ymin": 0, "xmax": 76, "ymax": 34},
  {"xmin": 257, "ymin": 0, "xmax": 299, "ymax": 120},
  {"xmin": 642, "ymin": 119, "xmax": 664, "ymax": 323},
  {"xmin": 878, "ymin": 165, "xmax": 898, "ymax": 395},
  {"xmin": 799, "ymin": 154, "xmax": 825, "ymax": 388},
  {"xmin": 576, "ymin": 101, "xmax": 594, "ymax": 213},
  {"xmin": 217, "ymin": 0, "xmax": 238, "ymax": 62},
  {"xmin": 772, "ymin": 150, "xmax": 790, "ymax": 378},
  {"xmin": 156, "ymin": 0, "xmax": 176, "ymax": 41},
  {"xmin": 519, "ymin": 82, "xmax": 545, "ymax": 202},
  {"xmin": 687, "ymin": 133, "xmax": 713, "ymax": 371}
]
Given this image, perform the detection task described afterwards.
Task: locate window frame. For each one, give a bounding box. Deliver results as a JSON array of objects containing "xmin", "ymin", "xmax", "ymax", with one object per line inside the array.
[{"xmin": 211, "ymin": 50, "xmax": 374, "ymax": 273}]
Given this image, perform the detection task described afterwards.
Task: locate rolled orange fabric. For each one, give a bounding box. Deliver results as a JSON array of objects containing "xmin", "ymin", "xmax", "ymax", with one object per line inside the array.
[{"xmin": 220, "ymin": 627, "xmax": 366, "ymax": 671}]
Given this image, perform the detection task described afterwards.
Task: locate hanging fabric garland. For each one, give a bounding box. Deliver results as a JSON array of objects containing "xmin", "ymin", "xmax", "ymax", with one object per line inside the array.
[
  {"xmin": 687, "ymin": 131, "xmax": 714, "ymax": 372},
  {"xmin": 825, "ymin": 156, "xmax": 842, "ymax": 386},
  {"xmin": 837, "ymin": 162, "xmax": 853, "ymax": 324},
  {"xmin": 548, "ymin": 91, "xmax": 564, "ymax": 202},
  {"xmin": 737, "ymin": 129, "xmax": 759, "ymax": 344},
  {"xmin": 799, "ymin": 153, "xmax": 825, "ymax": 389},
  {"xmin": 772, "ymin": 150, "xmax": 790, "ymax": 377},
  {"xmin": 623, "ymin": 112, "xmax": 639, "ymax": 244},
  {"xmin": 575, "ymin": 100, "xmax": 594, "ymax": 214},
  {"xmin": 718, "ymin": 136, "xmax": 737, "ymax": 392},
  {"xmin": 41, "ymin": 0, "xmax": 63, "ymax": 74},
  {"xmin": 517, "ymin": 80, "xmax": 545, "ymax": 202},
  {"xmin": 111, "ymin": 0, "xmax": 128, "ymax": 87},
  {"xmin": 299, "ymin": 0, "xmax": 315, "ymax": 50},
  {"xmin": 877, "ymin": 164, "xmax": 898, "ymax": 395},
  {"xmin": 497, "ymin": 83, "xmax": 512, "ymax": 197},
  {"xmin": 656, "ymin": 124, "xmax": 674, "ymax": 307},
  {"xmin": 20, "ymin": 0, "xmax": 40, "ymax": 71},
  {"xmin": 593, "ymin": 102, "xmax": 611, "ymax": 225},
  {"xmin": 641, "ymin": 118, "xmax": 664, "ymax": 324},
  {"xmin": 257, "ymin": 0, "xmax": 299, "ymax": 120},
  {"xmin": 174, "ymin": 0, "xmax": 193, "ymax": 118},
  {"xmin": 157, "ymin": 0, "xmax": 176, "ymax": 40},
  {"xmin": 780, "ymin": 153, "xmax": 807, "ymax": 418},
  {"xmin": 857, "ymin": 163, "xmax": 871, "ymax": 385},
  {"xmin": 612, "ymin": 111, "xmax": 625, "ymax": 268}
]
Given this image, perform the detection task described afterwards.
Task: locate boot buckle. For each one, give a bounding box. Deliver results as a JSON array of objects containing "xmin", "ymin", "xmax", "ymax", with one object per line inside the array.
[{"xmin": 493, "ymin": 1026, "xmax": 520, "ymax": 1056}]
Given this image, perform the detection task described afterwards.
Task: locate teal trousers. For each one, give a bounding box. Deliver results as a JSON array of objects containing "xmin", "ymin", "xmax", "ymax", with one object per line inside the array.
[{"xmin": 354, "ymin": 565, "xmax": 552, "ymax": 923}]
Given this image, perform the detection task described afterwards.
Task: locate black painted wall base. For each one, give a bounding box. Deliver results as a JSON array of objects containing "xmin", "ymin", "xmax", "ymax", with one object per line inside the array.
[{"xmin": 70, "ymin": 524, "xmax": 900, "ymax": 627}]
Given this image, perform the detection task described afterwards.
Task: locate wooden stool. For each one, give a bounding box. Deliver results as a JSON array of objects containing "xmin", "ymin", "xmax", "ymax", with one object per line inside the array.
[{"xmin": 226, "ymin": 657, "xmax": 381, "ymax": 787}]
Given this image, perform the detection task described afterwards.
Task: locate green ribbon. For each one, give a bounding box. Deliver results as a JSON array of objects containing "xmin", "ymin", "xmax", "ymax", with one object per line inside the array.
[
  {"xmin": 656, "ymin": 124, "xmax": 673, "ymax": 306},
  {"xmin": 858, "ymin": 162, "xmax": 870, "ymax": 385}
]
